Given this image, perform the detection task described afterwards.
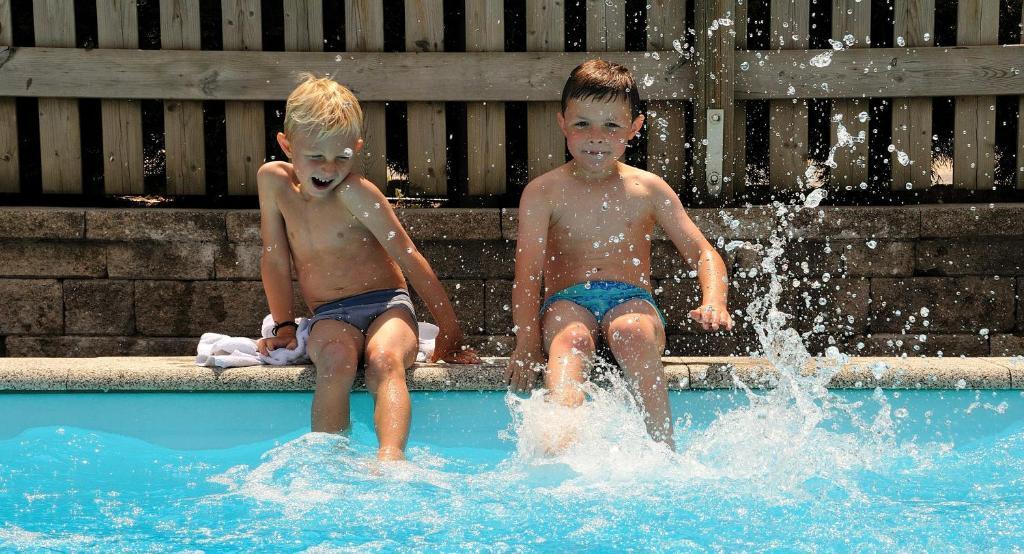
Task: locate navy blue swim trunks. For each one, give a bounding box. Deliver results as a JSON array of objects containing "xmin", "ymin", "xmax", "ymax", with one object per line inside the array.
[{"xmin": 308, "ymin": 288, "xmax": 417, "ymax": 334}]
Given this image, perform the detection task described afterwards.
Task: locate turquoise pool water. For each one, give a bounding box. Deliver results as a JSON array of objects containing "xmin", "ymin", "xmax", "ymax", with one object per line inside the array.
[{"xmin": 1, "ymin": 388, "xmax": 1023, "ymax": 551}]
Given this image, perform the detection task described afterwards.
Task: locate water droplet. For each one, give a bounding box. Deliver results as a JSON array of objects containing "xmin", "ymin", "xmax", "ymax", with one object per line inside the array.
[{"xmin": 866, "ymin": 240, "xmax": 877, "ymax": 249}]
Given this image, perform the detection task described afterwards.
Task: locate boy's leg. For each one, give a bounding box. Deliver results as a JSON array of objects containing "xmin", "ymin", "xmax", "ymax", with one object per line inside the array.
[
  {"xmin": 363, "ymin": 306, "xmax": 418, "ymax": 461},
  {"xmin": 542, "ymin": 301, "xmax": 599, "ymax": 408},
  {"xmin": 307, "ymin": 319, "xmax": 366, "ymax": 433},
  {"xmin": 602, "ymin": 300, "xmax": 673, "ymax": 448}
]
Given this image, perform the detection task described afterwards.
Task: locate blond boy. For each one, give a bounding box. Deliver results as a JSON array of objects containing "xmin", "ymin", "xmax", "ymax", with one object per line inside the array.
[
  {"xmin": 506, "ymin": 60, "xmax": 734, "ymax": 449},
  {"xmin": 256, "ymin": 75, "xmax": 478, "ymax": 460}
]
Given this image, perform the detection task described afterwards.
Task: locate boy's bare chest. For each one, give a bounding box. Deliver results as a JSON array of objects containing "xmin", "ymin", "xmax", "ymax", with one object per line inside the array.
[
  {"xmin": 279, "ymin": 196, "xmax": 375, "ymax": 254},
  {"xmin": 548, "ymin": 193, "xmax": 654, "ymax": 244}
]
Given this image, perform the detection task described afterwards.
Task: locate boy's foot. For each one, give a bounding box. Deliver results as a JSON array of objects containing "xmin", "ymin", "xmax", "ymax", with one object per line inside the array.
[{"xmin": 376, "ymin": 446, "xmax": 406, "ymax": 461}]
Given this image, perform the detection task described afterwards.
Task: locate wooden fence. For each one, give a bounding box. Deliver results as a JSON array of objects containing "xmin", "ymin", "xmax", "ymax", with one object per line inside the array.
[{"xmin": 0, "ymin": 0, "xmax": 1022, "ymax": 205}]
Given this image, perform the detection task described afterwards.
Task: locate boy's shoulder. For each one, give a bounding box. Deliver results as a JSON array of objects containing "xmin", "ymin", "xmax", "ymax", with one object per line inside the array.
[{"xmin": 257, "ymin": 161, "xmax": 295, "ymax": 192}]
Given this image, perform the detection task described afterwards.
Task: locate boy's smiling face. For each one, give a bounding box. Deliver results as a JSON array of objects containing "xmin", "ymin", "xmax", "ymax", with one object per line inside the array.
[
  {"xmin": 277, "ymin": 128, "xmax": 363, "ymax": 197},
  {"xmin": 558, "ymin": 97, "xmax": 644, "ymax": 179}
]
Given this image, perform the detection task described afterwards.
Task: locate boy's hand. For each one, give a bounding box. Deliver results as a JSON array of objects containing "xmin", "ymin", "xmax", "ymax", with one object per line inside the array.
[
  {"xmin": 430, "ymin": 327, "xmax": 481, "ymax": 364},
  {"xmin": 256, "ymin": 331, "xmax": 297, "ymax": 356},
  {"xmin": 688, "ymin": 303, "xmax": 734, "ymax": 332},
  {"xmin": 506, "ymin": 347, "xmax": 545, "ymax": 393}
]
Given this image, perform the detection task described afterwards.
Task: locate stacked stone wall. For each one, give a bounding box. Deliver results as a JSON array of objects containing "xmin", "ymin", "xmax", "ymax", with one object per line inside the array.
[{"xmin": 0, "ymin": 205, "xmax": 1021, "ymax": 357}]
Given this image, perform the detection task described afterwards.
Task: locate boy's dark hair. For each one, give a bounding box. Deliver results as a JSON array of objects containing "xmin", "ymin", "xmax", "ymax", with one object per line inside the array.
[{"xmin": 560, "ymin": 59, "xmax": 642, "ymax": 119}]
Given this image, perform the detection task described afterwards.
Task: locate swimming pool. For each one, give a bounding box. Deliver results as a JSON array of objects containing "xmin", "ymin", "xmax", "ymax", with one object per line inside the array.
[{"xmin": 2, "ymin": 388, "xmax": 1022, "ymax": 551}]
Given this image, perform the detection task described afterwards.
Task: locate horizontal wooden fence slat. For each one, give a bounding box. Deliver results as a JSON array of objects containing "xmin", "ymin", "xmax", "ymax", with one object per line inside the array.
[
  {"xmin": 97, "ymin": 0, "xmax": 144, "ymax": 195},
  {"xmin": 769, "ymin": 0, "xmax": 809, "ymax": 191},
  {"xmin": 734, "ymin": 45, "xmax": 1024, "ymax": 99},
  {"xmin": 953, "ymin": 0, "xmax": 999, "ymax": 190},
  {"xmin": 222, "ymin": 0, "xmax": 264, "ymax": 195},
  {"xmin": 527, "ymin": 0, "xmax": 567, "ymax": 181},
  {"xmin": 34, "ymin": 0, "xmax": 81, "ymax": 194},
  {"xmin": 406, "ymin": 0, "xmax": 447, "ymax": 196},
  {"xmin": 465, "ymin": 0, "xmax": 506, "ymax": 196},
  {"xmin": 831, "ymin": 0, "xmax": 871, "ymax": 188},
  {"xmin": 161, "ymin": 0, "xmax": 206, "ymax": 195},
  {"xmin": 645, "ymin": 0, "xmax": 687, "ymax": 191},
  {"xmin": 891, "ymin": 0, "xmax": 934, "ymax": 191},
  {"xmin": 0, "ymin": 48, "xmax": 692, "ymax": 103},
  {"xmin": 345, "ymin": 0, "xmax": 387, "ymax": 191},
  {"xmin": 0, "ymin": 0, "xmax": 16, "ymax": 192}
]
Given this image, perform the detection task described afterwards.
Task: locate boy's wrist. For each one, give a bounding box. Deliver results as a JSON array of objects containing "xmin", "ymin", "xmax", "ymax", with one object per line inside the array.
[{"xmin": 272, "ymin": 321, "xmax": 298, "ymax": 336}]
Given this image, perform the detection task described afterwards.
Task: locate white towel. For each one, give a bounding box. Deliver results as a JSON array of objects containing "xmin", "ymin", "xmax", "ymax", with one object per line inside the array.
[{"xmin": 196, "ymin": 316, "xmax": 439, "ymax": 368}]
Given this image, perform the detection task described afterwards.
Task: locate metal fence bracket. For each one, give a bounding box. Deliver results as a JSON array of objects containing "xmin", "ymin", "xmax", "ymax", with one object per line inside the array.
[{"xmin": 705, "ymin": 109, "xmax": 724, "ymax": 197}]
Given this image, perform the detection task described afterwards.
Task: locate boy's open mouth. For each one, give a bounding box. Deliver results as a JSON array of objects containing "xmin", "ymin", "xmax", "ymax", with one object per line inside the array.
[{"xmin": 310, "ymin": 176, "xmax": 334, "ymax": 189}]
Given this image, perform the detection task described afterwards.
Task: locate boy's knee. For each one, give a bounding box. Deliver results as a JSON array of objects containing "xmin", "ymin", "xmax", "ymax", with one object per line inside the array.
[
  {"xmin": 552, "ymin": 324, "xmax": 596, "ymax": 354},
  {"xmin": 607, "ymin": 316, "xmax": 660, "ymax": 350},
  {"xmin": 364, "ymin": 349, "xmax": 410, "ymax": 382}
]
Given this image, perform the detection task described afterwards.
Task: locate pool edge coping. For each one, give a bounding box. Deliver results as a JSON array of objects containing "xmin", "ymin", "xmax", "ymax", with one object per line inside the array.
[{"xmin": 0, "ymin": 356, "xmax": 1021, "ymax": 391}]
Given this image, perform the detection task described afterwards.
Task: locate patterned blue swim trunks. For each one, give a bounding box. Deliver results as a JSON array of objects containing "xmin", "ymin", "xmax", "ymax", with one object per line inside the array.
[{"xmin": 540, "ymin": 280, "xmax": 667, "ymax": 326}]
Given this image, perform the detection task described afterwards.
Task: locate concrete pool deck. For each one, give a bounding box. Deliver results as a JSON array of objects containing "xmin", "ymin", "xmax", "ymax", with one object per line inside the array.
[{"xmin": 0, "ymin": 356, "xmax": 1021, "ymax": 391}]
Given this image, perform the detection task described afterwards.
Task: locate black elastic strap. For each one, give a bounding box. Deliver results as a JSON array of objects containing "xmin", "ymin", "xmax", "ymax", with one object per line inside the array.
[{"xmin": 272, "ymin": 320, "xmax": 298, "ymax": 336}]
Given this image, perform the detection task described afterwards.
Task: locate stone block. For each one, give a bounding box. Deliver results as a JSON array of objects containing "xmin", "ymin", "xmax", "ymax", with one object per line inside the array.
[
  {"xmin": 64, "ymin": 280, "xmax": 134, "ymax": 335},
  {"xmin": 419, "ymin": 241, "xmax": 488, "ymax": 279},
  {"xmin": 0, "ymin": 208, "xmax": 84, "ymax": 239},
  {"xmin": 920, "ymin": 205, "xmax": 1024, "ymax": 238},
  {"xmin": 0, "ymin": 279, "xmax": 62, "ymax": 334},
  {"xmin": 791, "ymin": 277, "xmax": 871, "ymax": 336},
  {"xmin": 846, "ymin": 334, "xmax": 990, "ymax": 357},
  {"xmin": 790, "ymin": 206, "xmax": 920, "ymax": 240},
  {"xmin": 502, "ymin": 207, "xmax": 774, "ymax": 243},
  {"xmin": 215, "ymin": 243, "xmax": 262, "ymax": 280},
  {"xmin": 1019, "ymin": 277, "xmax": 1023, "ymax": 331},
  {"xmin": 135, "ymin": 280, "xmax": 268, "ymax": 337},
  {"xmin": 0, "ymin": 240, "xmax": 106, "ymax": 277},
  {"xmin": 666, "ymin": 333, "xmax": 760, "ymax": 356},
  {"xmin": 225, "ymin": 211, "xmax": 262, "ymax": 243},
  {"xmin": 107, "ymin": 242, "xmax": 216, "ymax": 280},
  {"xmin": 485, "ymin": 279, "xmax": 514, "ymax": 335},
  {"xmin": 991, "ymin": 334, "xmax": 1024, "ymax": 356},
  {"xmin": 86, "ymin": 209, "xmax": 226, "ymax": 242},
  {"xmin": 465, "ymin": 335, "xmax": 515, "ymax": 356},
  {"xmin": 397, "ymin": 209, "xmax": 501, "ymax": 240},
  {"xmin": 5, "ymin": 336, "xmax": 196, "ymax": 357},
  {"xmin": 831, "ymin": 357, "xmax": 1010, "ymax": 389},
  {"xmin": 916, "ymin": 239, "xmax": 1024, "ymax": 276},
  {"xmin": 786, "ymin": 240, "xmax": 917, "ymax": 278},
  {"xmin": 410, "ymin": 280, "xmax": 486, "ymax": 335},
  {"xmin": 871, "ymin": 277, "xmax": 1015, "ymax": 333}
]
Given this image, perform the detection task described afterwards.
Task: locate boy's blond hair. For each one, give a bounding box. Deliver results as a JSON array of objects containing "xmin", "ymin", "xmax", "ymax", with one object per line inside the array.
[{"xmin": 284, "ymin": 73, "xmax": 363, "ymax": 139}]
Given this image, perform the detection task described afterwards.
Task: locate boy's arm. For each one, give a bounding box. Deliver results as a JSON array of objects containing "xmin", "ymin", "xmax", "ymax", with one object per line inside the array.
[
  {"xmin": 340, "ymin": 178, "xmax": 477, "ymax": 363},
  {"xmin": 256, "ymin": 164, "xmax": 298, "ymax": 353},
  {"xmin": 507, "ymin": 182, "xmax": 550, "ymax": 391},
  {"xmin": 650, "ymin": 178, "xmax": 734, "ymax": 331}
]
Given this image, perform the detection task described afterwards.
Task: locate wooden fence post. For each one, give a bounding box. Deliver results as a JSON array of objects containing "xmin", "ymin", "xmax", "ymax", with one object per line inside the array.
[
  {"xmin": 954, "ymin": 0, "xmax": 998, "ymax": 189},
  {"xmin": 405, "ymin": 0, "xmax": 447, "ymax": 196},
  {"xmin": 891, "ymin": 0, "xmax": 935, "ymax": 191},
  {"xmin": 646, "ymin": 0, "xmax": 687, "ymax": 192},
  {"xmin": 526, "ymin": 0, "xmax": 565, "ymax": 181},
  {"xmin": 0, "ymin": 0, "xmax": 17, "ymax": 193},
  {"xmin": 831, "ymin": 0, "xmax": 871, "ymax": 189},
  {"xmin": 345, "ymin": 1, "xmax": 388, "ymax": 191},
  {"xmin": 768, "ymin": 0, "xmax": 808, "ymax": 192},
  {"xmin": 34, "ymin": 0, "xmax": 82, "ymax": 193},
  {"xmin": 161, "ymin": 0, "xmax": 206, "ymax": 195},
  {"xmin": 693, "ymin": 0, "xmax": 736, "ymax": 204},
  {"xmin": 465, "ymin": 0, "xmax": 506, "ymax": 197},
  {"xmin": 221, "ymin": 0, "xmax": 264, "ymax": 195},
  {"xmin": 97, "ymin": 0, "xmax": 144, "ymax": 195}
]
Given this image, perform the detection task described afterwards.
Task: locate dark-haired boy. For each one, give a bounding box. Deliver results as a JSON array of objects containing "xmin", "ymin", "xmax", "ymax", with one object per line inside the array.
[{"xmin": 505, "ymin": 60, "xmax": 734, "ymax": 449}]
